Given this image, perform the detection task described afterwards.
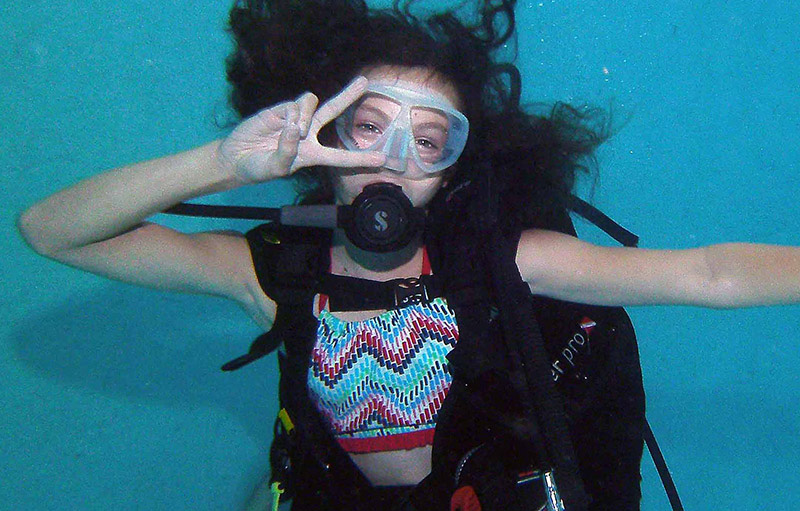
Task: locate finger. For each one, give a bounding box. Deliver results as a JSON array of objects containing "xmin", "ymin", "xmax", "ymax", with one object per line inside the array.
[
  {"xmin": 310, "ymin": 146, "xmax": 386, "ymax": 169},
  {"xmin": 308, "ymin": 76, "xmax": 368, "ymax": 133},
  {"xmin": 271, "ymin": 123, "xmax": 302, "ymax": 174},
  {"xmin": 284, "ymin": 102, "xmax": 300, "ymax": 127},
  {"xmin": 247, "ymin": 103, "xmax": 290, "ymax": 132},
  {"xmin": 245, "ymin": 101, "xmax": 299, "ymax": 136},
  {"xmin": 296, "ymin": 92, "xmax": 319, "ymax": 138}
]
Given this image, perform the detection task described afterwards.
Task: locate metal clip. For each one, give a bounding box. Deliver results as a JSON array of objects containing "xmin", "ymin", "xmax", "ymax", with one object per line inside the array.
[
  {"xmin": 543, "ymin": 470, "xmax": 565, "ymax": 511},
  {"xmin": 516, "ymin": 468, "xmax": 564, "ymax": 511},
  {"xmin": 393, "ymin": 277, "xmax": 430, "ymax": 307}
]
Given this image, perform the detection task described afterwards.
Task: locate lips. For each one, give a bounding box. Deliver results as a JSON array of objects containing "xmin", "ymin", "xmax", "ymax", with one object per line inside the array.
[{"xmin": 365, "ymin": 178, "xmax": 399, "ymax": 188}]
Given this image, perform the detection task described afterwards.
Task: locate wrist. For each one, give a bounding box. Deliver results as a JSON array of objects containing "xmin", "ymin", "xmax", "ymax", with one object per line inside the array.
[{"xmin": 201, "ymin": 139, "xmax": 246, "ymax": 192}]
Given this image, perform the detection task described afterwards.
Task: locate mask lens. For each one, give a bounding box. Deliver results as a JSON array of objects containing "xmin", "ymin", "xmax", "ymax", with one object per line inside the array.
[
  {"xmin": 335, "ymin": 85, "xmax": 469, "ymax": 174},
  {"xmin": 340, "ymin": 93, "xmax": 403, "ymax": 151},
  {"xmin": 411, "ymin": 106, "xmax": 450, "ymax": 165}
]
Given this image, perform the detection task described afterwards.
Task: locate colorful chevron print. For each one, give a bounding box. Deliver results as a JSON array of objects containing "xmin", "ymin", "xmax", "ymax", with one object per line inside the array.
[{"xmin": 308, "ymin": 297, "xmax": 459, "ymax": 453}]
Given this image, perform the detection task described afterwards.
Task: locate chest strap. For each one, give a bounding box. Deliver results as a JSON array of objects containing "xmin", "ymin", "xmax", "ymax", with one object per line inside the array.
[{"xmin": 319, "ymin": 273, "xmax": 441, "ymax": 311}]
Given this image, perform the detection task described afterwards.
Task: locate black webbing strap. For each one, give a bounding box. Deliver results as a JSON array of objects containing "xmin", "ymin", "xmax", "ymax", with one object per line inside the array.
[
  {"xmin": 644, "ymin": 420, "xmax": 685, "ymax": 511},
  {"xmin": 567, "ymin": 195, "xmax": 639, "ymax": 248},
  {"xmin": 220, "ymin": 301, "xmax": 297, "ymax": 371},
  {"xmin": 488, "ymin": 231, "xmax": 590, "ymax": 511},
  {"xmin": 318, "ymin": 273, "xmax": 441, "ymax": 311}
]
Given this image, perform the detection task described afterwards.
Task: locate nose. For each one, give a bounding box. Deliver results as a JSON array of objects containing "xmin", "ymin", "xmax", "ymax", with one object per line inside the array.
[
  {"xmin": 381, "ymin": 126, "xmax": 411, "ymax": 173},
  {"xmin": 378, "ymin": 164, "xmax": 432, "ymax": 183}
]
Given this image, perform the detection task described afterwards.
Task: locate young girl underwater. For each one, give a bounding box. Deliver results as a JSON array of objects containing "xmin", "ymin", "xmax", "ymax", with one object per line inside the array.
[{"xmin": 17, "ymin": 0, "xmax": 800, "ymax": 510}]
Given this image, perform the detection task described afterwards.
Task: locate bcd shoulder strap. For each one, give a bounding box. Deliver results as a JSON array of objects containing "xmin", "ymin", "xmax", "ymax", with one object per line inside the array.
[{"xmin": 221, "ymin": 224, "xmax": 329, "ymax": 371}]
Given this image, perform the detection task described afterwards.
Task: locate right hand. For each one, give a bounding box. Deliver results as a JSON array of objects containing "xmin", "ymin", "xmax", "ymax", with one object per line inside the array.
[{"xmin": 217, "ymin": 76, "xmax": 386, "ymax": 184}]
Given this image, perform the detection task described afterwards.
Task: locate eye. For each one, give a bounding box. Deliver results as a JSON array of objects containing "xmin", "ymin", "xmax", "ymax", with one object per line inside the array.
[
  {"xmin": 415, "ymin": 138, "xmax": 439, "ymax": 150},
  {"xmin": 356, "ymin": 122, "xmax": 383, "ymax": 135}
]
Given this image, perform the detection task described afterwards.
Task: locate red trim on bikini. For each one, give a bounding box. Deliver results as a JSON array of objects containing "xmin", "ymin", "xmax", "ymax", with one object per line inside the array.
[{"xmin": 336, "ymin": 428, "xmax": 435, "ymax": 453}]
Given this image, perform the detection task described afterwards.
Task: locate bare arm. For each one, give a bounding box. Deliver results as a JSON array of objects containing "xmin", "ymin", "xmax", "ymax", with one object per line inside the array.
[
  {"xmin": 17, "ymin": 141, "xmax": 233, "ymax": 256},
  {"xmin": 17, "ymin": 78, "xmax": 383, "ymax": 327},
  {"xmin": 15, "ymin": 141, "xmax": 279, "ymax": 324},
  {"xmin": 516, "ymin": 229, "xmax": 800, "ymax": 308}
]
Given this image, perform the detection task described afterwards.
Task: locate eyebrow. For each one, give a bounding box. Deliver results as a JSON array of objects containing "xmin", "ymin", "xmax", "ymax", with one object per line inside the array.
[
  {"xmin": 356, "ymin": 100, "xmax": 449, "ymax": 134},
  {"xmin": 413, "ymin": 121, "xmax": 449, "ymax": 135},
  {"xmin": 354, "ymin": 104, "xmax": 393, "ymax": 124}
]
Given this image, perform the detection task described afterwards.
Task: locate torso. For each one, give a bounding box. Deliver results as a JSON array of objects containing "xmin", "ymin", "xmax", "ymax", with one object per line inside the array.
[
  {"xmin": 349, "ymin": 445, "xmax": 433, "ymax": 486},
  {"xmin": 311, "ymin": 242, "xmax": 444, "ymax": 486}
]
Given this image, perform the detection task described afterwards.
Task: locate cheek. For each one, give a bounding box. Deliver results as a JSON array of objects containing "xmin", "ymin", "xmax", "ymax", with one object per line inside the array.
[
  {"xmin": 406, "ymin": 178, "xmax": 445, "ymax": 206},
  {"xmin": 330, "ymin": 172, "xmax": 358, "ymax": 205}
]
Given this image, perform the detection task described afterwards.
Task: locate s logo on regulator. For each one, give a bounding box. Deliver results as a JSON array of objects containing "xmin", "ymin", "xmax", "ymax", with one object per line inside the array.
[{"xmin": 374, "ymin": 210, "xmax": 389, "ymax": 232}]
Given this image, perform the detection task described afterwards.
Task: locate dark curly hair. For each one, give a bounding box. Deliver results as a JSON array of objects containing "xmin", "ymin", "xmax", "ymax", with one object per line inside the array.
[{"xmin": 226, "ymin": 0, "xmax": 609, "ymax": 230}]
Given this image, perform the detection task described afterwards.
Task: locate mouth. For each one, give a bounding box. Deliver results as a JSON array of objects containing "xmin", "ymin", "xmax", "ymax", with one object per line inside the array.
[{"xmin": 363, "ymin": 179, "xmax": 402, "ymax": 189}]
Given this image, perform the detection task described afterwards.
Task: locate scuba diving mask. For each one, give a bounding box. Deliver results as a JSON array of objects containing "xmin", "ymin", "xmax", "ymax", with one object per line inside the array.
[
  {"xmin": 335, "ymin": 84, "xmax": 469, "ymax": 174},
  {"xmin": 165, "ymin": 85, "xmax": 467, "ymax": 252}
]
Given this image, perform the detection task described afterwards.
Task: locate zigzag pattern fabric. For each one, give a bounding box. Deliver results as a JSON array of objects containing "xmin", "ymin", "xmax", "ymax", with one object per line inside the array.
[{"xmin": 308, "ymin": 297, "xmax": 459, "ymax": 453}]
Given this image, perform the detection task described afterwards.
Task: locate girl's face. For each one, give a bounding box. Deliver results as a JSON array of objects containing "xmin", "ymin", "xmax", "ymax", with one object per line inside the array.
[{"xmin": 331, "ymin": 66, "xmax": 463, "ymax": 207}]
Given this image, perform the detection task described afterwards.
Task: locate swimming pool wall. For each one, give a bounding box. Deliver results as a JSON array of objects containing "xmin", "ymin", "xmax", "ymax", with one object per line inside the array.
[{"xmin": 3, "ymin": 1, "xmax": 799, "ymax": 509}]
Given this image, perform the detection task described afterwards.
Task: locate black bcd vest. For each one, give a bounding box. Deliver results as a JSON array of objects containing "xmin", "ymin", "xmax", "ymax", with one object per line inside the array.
[{"xmin": 233, "ymin": 188, "xmax": 652, "ymax": 511}]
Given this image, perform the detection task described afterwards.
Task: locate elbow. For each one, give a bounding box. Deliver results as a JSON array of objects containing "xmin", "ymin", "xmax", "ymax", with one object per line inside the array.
[
  {"xmin": 16, "ymin": 208, "xmax": 58, "ymax": 257},
  {"xmin": 696, "ymin": 245, "xmax": 741, "ymax": 309},
  {"xmin": 703, "ymin": 277, "xmax": 741, "ymax": 309}
]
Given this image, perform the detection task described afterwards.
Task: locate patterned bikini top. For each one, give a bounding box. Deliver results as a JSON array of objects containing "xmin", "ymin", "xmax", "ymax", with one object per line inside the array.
[{"xmin": 307, "ymin": 251, "xmax": 459, "ymax": 454}]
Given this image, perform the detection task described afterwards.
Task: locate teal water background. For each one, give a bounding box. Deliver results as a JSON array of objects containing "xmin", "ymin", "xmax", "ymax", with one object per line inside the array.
[{"xmin": 3, "ymin": 0, "xmax": 799, "ymax": 509}]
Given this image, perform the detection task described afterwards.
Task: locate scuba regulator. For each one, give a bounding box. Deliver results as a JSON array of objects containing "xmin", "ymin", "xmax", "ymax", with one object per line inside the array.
[{"xmin": 165, "ymin": 182, "xmax": 425, "ymax": 253}]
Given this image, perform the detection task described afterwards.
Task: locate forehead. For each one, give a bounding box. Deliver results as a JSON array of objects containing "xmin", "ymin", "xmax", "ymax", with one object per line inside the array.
[{"xmin": 360, "ymin": 65, "xmax": 462, "ymax": 110}]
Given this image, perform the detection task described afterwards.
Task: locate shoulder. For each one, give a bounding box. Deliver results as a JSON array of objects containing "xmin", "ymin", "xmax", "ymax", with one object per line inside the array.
[
  {"xmin": 515, "ymin": 228, "xmax": 588, "ymax": 275},
  {"xmin": 245, "ymin": 224, "xmax": 330, "ymax": 292},
  {"xmin": 514, "ymin": 228, "xmax": 611, "ymax": 299},
  {"xmin": 242, "ymin": 224, "xmax": 331, "ymax": 325}
]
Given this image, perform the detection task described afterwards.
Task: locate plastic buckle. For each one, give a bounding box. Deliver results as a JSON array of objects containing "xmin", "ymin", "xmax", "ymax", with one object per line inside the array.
[{"xmin": 393, "ymin": 277, "xmax": 430, "ymax": 307}]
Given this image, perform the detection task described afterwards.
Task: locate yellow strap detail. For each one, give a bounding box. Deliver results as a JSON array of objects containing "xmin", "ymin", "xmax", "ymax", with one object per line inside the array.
[
  {"xmin": 270, "ymin": 482, "xmax": 285, "ymax": 511},
  {"xmin": 278, "ymin": 408, "xmax": 295, "ymax": 433}
]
